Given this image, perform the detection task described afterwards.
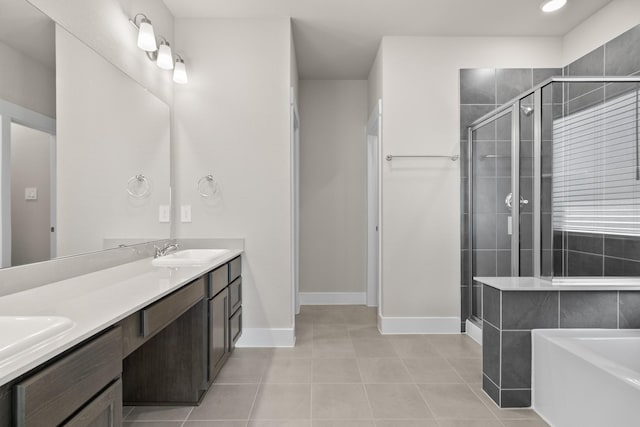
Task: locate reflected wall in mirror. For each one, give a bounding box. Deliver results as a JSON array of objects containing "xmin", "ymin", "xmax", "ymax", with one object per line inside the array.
[{"xmin": 0, "ymin": 0, "xmax": 171, "ymax": 268}]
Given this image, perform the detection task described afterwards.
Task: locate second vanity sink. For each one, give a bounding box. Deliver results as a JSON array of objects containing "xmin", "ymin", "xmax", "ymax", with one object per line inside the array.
[
  {"xmin": 152, "ymin": 249, "xmax": 231, "ymax": 267},
  {"xmin": 0, "ymin": 316, "xmax": 75, "ymax": 365}
]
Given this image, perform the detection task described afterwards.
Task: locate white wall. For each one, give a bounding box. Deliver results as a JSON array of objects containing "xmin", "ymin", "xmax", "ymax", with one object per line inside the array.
[
  {"xmin": 173, "ymin": 18, "xmax": 294, "ymax": 343},
  {"xmin": 375, "ymin": 36, "xmax": 562, "ymax": 331},
  {"xmin": 10, "ymin": 123, "xmax": 51, "ymax": 266},
  {"xmin": 562, "ymin": 0, "xmax": 640, "ymax": 64},
  {"xmin": 28, "ymin": 0, "xmax": 174, "ymax": 105},
  {"xmin": 368, "ymin": 45, "xmax": 383, "ymax": 115},
  {"xmin": 0, "ymin": 40, "xmax": 55, "ymax": 118},
  {"xmin": 298, "ymin": 80, "xmax": 368, "ymax": 296},
  {"xmin": 56, "ymin": 26, "xmax": 171, "ymax": 257}
]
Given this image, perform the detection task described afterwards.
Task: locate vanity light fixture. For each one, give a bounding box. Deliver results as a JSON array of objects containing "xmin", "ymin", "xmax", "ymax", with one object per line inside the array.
[
  {"xmin": 130, "ymin": 13, "xmax": 157, "ymax": 52},
  {"xmin": 156, "ymin": 39, "xmax": 174, "ymax": 70},
  {"xmin": 130, "ymin": 13, "xmax": 188, "ymax": 83},
  {"xmin": 173, "ymin": 55, "xmax": 188, "ymax": 84},
  {"xmin": 540, "ymin": 0, "xmax": 567, "ymax": 13}
]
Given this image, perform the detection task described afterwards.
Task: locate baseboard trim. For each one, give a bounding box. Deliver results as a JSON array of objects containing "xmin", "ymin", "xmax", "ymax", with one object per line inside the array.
[
  {"xmin": 300, "ymin": 292, "xmax": 366, "ymax": 305},
  {"xmin": 378, "ymin": 315, "xmax": 461, "ymax": 334},
  {"xmin": 234, "ymin": 328, "xmax": 295, "ymax": 348},
  {"xmin": 466, "ymin": 319, "xmax": 483, "ymax": 345}
]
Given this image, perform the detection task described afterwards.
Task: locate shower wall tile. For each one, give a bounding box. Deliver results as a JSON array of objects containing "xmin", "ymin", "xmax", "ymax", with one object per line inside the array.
[
  {"xmin": 501, "ymin": 389, "xmax": 531, "ymax": 408},
  {"xmin": 566, "ymin": 46, "xmax": 604, "ymax": 100},
  {"xmin": 502, "ymin": 291, "xmax": 558, "ymax": 330},
  {"xmin": 496, "ymin": 250, "xmax": 512, "ymax": 277},
  {"xmin": 482, "ymin": 321, "xmax": 501, "ymax": 386},
  {"xmin": 568, "ymin": 232, "xmax": 603, "ymax": 255},
  {"xmin": 604, "ymin": 257, "xmax": 640, "ymax": 276},
  {"xmin": 559, "ymin": 291, "xmax": 618, "ymax": 328},
  {"xmin": 496, "ymin": 216, "xmax": 511, "ymax": 250},
  {"xmin": 604, "ymin": 235, "xmax": 640, "ymax": 261},
  {"xmin": 533, "ymin": 68, "xmax": 562, "ymax": 86},
  {"xmin": 483, "ymin": 285, "xmax": 501, "ymax": 328},
  {"xmin": 474, "ymin": 251, "xmax": 497, "ymax": 276},
  {"xmin": 460, "ymin": 68, "xmax": 496, "ymax": 104},
  {"xmin": 460, "ymin": 105, "xmax": 496, "ymax": 141},
  {"xmin": 566, "ymin": 251, "xmax": 603, "ymax": 276},
  {"xmin": 619, "ymin": 292, "xmax": 640, "ymax": 328},
  {"xmin": 474, "ymin": 178, "xmax": 497, "ymax": 213},
  {"xmin": 496, "ymin": 69, "xmax": 533, "ymax": 104},
  {"xmin": 474, "ymin": 214, "xmax": 498, "ymax": 249},
  {"xmin": 605, "ymin": 25, "xmax": 640, "ymax": 76},
  {"xmin": 501, "ymin": 331, "xmax": 532, "ymax": 389},
  {"xmin": 483, "ymin": 375, "xmax": 500, "ymax": 405},
  {"xmin": 564, "ymin": 86, "xmax": 605, "ymax": 115}
]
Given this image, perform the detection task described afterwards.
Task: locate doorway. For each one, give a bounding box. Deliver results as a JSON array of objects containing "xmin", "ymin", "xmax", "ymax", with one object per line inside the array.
[
  {"xmin": 366, "ymin": 99, "xmax": 382, "ymax": 309},
  {"xmin": 0, "ymin": 100, "xmax": 56, "ymax": 268}
]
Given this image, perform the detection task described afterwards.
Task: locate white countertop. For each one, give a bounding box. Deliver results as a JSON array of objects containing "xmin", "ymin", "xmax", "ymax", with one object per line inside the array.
[
  {"xmin": 0, "ymin": 249, "xmax": 242, "ymax": 386},
  {"xmin": 475, "ymin": 276, "xmax": 640, "ymax": 291}
]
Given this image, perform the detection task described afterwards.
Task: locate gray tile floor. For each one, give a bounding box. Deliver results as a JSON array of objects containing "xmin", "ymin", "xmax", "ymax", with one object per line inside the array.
[{"xmin": 124, "ymin": 305, "xmax": 549, "ymax": 427}]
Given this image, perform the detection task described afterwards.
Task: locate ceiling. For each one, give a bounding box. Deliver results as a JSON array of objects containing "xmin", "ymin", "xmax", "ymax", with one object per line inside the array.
[
  {"xmin": 163, "ymin": 0, "xmax": 613, "ymax": 79},
  {"xmin": 0, "ymin": 0, "xmax": 55, "ymax": 69}
]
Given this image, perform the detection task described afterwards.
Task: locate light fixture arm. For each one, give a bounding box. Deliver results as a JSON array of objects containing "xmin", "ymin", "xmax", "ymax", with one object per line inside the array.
[
  {"xmin": 145, "ymin": 36, "xmax": 169, "ymax": 61},
  {"xmin": 129, "ymin": 13, "xmax": 149, "ymax": 30}
]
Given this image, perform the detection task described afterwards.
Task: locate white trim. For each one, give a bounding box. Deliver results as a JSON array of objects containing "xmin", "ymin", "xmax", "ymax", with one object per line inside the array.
[
  {"xmin": 366, "ymin": 99, "xmax": 382, "ymax": 310},
  {"xmin": 466, "ymin": 319, "xmax": 483, "ymax": 345},
  {"xmin": 290, "ymin": 87, "xmax": 300, "ymax": 316},
  {"xmin": 234, "ymin": 328, "xmax": 296, "ymax": 348},
  {"xmin": 300, "ymin": 292, "xmax": 367, "ymax": 305},
  {"xmin": 378, "ymin": 315, "xmax": 460, "ymax": 334}
]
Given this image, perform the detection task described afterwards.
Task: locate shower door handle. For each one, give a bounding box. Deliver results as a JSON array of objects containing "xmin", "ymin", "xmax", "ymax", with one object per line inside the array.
[{"xmin": 505, "ymin": 192, "xmax": 528, "ymax": 211}]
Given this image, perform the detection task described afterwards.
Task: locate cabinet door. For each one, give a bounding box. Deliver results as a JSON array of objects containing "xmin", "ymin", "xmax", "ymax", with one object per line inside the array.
[
  {"xmin": 209, "ymin": 290, "xmax": 229, "ymax": 381},
  {"xmin": 63, "ymin": 379, "xmax": 122, "ymax": 427}
]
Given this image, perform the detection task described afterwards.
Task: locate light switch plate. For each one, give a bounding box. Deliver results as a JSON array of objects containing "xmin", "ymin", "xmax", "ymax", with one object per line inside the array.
[
  {"xmin": 159, "ymin": 205, "xmax": 171, "ymax": 223},
  {"xmin": 25, "ymin": 187, "xmax": 38, "ymax": 200},
  {"xmin": 180, "ymin": 205, "xmax": 192, "ymax": 223}
]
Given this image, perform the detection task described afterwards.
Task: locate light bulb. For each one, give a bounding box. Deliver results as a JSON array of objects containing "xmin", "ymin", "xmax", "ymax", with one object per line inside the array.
[
  {"xmin": 173, "ymin": 58, "xmax": 188, "ymax": 84},
  {"xmin": 541, "ymin": 0, "xmax": 567, "ymax": 13},
  {"xmin": 156, "ymin": 41, "xmax": 174, "ymax": 70},
  {"xmin": 136, "ymin": 18, "xmax": 157, "ymax": 52}
]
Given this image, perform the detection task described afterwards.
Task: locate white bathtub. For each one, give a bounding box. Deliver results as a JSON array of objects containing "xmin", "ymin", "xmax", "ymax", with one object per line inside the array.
[{"xmin": 532, "ymin": 329, "xmax": 640, "ymax": 427}]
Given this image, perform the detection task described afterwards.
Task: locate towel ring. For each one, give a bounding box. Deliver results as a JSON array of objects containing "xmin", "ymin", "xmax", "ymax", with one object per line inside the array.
[
  {"xmin": 198, "ymin": 174, "xmax": 219, "ymax": 198},
  {"xmin": 127, "ymin": 174, "xmax": 150, "ymax": 198}
]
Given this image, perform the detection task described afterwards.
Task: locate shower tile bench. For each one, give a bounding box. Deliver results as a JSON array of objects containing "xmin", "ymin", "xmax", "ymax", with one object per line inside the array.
[{"xmin": 475, "ymin": 276, "xmax": 640, "ymax": 408}]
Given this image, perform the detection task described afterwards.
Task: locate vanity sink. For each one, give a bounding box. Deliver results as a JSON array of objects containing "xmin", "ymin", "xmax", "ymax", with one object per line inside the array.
[
  {"xmin": 0, "ymin": 316, "xmax": 75, "ymax": 364},
  {"xmin": 152, "ymin": 249, "xmax": 231, "ymax": 267}
]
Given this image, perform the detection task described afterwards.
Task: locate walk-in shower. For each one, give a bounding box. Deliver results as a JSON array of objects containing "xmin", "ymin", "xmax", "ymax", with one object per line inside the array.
[{"xmin": 466, "ymin": 76, "xmax": 640, "ymax": 327}]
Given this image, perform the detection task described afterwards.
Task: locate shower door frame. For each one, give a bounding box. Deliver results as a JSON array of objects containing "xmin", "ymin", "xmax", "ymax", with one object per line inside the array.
[{"xmin": 465, "ymin": 76, "xmax": 640, "ymax": 326}]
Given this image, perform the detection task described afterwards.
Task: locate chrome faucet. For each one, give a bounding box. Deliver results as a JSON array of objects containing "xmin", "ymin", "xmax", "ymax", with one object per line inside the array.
[{"xmin": 154, "ymin": 243, "xmax": 180, "ymax": 258}]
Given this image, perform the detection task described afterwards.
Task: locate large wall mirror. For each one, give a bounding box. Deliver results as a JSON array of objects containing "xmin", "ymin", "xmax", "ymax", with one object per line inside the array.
[{"xmin": 0, "ymin": 0, "xmax": 170, "ymax": 268}]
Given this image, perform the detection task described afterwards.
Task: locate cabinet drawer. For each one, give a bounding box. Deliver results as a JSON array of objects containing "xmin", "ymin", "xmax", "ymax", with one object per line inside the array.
[
  {"xmin": 208, "ymin": 264, "xmax": 229, "ymax": 298},
  {"xmin": 228, "ymin": 277, "xmax": 242, "ymax": 315},
  {"xmin": 142, "ymin": 277, "xmax": 205, "ymax": 337},
  {"xmin": 62, "ymin": 378, "xmax": 122, "ymax": 427},
  {"xmin": 229, "ymin": 307, "xmax": 242, "ymax": 352},
  {"xmin": 228, "ymin": 256, "xmax": 241, "ymax": 283},
  {"xmin": 15, "ymin": 327, "xmax": 122, "ymax": 427}
]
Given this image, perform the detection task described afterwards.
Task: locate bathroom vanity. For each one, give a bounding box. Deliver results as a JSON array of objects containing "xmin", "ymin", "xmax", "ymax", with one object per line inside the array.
[{"xmin": 0, "ymin": 250, "xmax": 242, "ymax": 426}]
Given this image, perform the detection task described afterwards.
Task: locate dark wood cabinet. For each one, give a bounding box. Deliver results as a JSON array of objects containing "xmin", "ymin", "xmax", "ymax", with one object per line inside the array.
[
  {"xmin": 14, "ymin": 328, "xmax": 122, "ymax": 427},
  {"xmin": 62, "ymin": 379, "xmax": 122, "ymax": 427},
  {"xmin": 208, "ymin": 289, "xmax": 229, "ymax": 382}
]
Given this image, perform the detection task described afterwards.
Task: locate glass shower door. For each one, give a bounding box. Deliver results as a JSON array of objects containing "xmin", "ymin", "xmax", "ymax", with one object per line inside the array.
[{"xmin": 469, "ymin": 110, "xmax": 513, "ymax": 321}]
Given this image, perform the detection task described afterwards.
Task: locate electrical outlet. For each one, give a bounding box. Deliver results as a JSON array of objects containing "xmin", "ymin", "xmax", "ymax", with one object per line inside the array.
[
  {"xmin": 25, "ymin": 187, "xmax": 38, "ymax": 200},
  {"xmin": 159, "ymin": 205, "xmax": 171, "ymax": 223},
  {"xmin": 181, "ymin": 205, "xmax": 192, "ymax": 223}
]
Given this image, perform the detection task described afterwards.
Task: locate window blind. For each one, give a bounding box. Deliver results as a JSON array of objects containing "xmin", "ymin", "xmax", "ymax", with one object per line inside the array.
[{"xmin": 552, "ymin": 87, "xmax": 640, "ymax": 236}]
